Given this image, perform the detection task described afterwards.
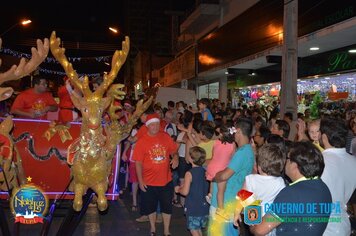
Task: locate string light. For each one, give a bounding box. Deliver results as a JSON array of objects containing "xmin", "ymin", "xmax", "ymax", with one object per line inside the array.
[
  {"xmin": 0, "ymin": 47, "xmax": 112, "ymax": 64},
  {"xmin": 38, "ymin": 68, "xmax": 100, "ymax": 77}
]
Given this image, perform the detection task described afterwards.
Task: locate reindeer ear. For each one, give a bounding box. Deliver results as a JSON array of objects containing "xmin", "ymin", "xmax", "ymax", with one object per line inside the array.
[
  {"xmin": 102, "ymin": 97, "xmax": 111, "ymax": 110},
  {"xmin": 0, "ymin": 116, "xmax": 13, "ymax": 134},
  {"xmin": 70, "ymin": 92, "xmax": 83, "ymax": 109}
]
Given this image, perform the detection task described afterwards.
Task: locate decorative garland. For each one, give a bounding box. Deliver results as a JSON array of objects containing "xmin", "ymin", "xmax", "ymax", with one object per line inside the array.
[
  {"xmin": 13, "ymin": 132, "xmax": 66, "ymax": 162},
  {"xmin": 0, "ymin": 47, "xmax": 112, "ymax": 64},
  {"xmin": 38, "ymin": 68, "xmax": 100, "ymax": 77}
]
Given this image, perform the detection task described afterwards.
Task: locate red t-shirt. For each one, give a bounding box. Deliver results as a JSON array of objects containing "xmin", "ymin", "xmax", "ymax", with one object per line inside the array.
[
  {"xmin": 58, "ymin": 85, "xmax": 75, "ymax": 123},
  {"xmin": 11, "ymin": 88, "xmax": 57, "ymax": 120},
  {"xmin": 133, "ymin": 132, "xmax": 178, "ymax": 186}
]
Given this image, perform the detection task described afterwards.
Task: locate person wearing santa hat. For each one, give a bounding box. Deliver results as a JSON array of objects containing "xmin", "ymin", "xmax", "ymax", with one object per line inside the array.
[{"xmin": 133, "ymin": 113, "xmax": 179, "ymax": 236}]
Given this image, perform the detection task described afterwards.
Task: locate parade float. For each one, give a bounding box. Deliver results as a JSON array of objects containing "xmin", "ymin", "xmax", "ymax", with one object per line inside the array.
[{"xmin": 0, "ymin": 32, "xmax": 152, "ymax": 235}]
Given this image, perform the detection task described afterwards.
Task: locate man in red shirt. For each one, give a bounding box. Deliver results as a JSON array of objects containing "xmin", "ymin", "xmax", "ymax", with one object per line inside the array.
[
  {"xmin": 11, "ymin": 75, "xmax": 58, "ymax": 119},
  {"xmin": 133, "ymin": 113, "xmax": 179, "ymax": 236}
]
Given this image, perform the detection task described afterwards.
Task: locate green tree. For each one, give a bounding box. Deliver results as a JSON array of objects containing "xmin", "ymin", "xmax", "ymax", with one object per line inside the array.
[{"xmin": 310, "ymin": 91, "xmax": 322, "ymax": 119}]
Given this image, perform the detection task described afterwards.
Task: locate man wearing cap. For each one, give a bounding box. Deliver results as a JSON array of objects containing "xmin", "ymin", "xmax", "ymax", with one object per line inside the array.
[{"xmin": 133, "ymin": 113, "xmax": 179, "ymax": 236}]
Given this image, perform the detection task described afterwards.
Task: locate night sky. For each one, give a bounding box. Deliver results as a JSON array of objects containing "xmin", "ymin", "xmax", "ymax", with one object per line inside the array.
[{"xmin": 0, "ymin": 0, "xmax": 194, "ymax": 75}]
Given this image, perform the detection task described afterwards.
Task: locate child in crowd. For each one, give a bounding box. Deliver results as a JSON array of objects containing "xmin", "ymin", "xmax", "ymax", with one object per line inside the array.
[
  {"xmin": 185, "ymin": 121, "xmax": 215, "ymax": 167},
  {"xmin": 198, "ymin": 98, "xmax": 214, "ymax": 122},
  {"xmin": 297, "ymin": 119, "xmax": 324, "ymax": 152},
  {"xmin": 175, "ymin": 146, "xmax": 210, "ymax": 236},
  {"xmin": 205, "ymin": 124, "xmax": 236, "ymax": 214},
  {"xmin": 197, "ymin": 122, "xmax": 216, "ymax": 167},
  {"xmin": 307, "ymin": 119, "xmax": 324, "ymax": 152},
  {"xmin": 234, "ymin": 144, "xmax": 286, "ymax": 236}
]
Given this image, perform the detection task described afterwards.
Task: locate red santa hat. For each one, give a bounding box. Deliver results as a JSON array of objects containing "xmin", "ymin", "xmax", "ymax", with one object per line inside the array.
[
  {"xmin": 236, "ymin": 189, "xmax": 260, "ymax": 207},
  {"xmin": 145, "ymin": 113, "xmax": 160, "ymax": 126}
]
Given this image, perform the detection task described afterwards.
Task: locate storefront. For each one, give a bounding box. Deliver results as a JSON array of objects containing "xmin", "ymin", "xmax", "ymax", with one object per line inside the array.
[{"xmin": 231, "ymin": 73, "xmax": 355, "ymax": 110}]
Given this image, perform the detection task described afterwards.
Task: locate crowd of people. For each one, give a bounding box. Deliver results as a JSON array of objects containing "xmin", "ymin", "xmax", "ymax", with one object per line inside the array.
[
  {"xmin": 122, "ymin": 96, "xmax": 356, "ymax": 236},
  {"xmin": 1, "ymin": 73, "xmax": 356, "ymax": 236}
]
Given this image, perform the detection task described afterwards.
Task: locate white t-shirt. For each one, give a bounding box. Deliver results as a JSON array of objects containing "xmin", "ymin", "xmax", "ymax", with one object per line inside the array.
[
  {"xmin": 245, "ymin": 174, "xmax": 286, "ymax": 217},
  {"xmin": 176, "ymin": 132, "xmax": 186, "ymax": 157},
  {"xmin": 245, "ymin": 174, "xmax": 285, "ymax": 236},
  {"xmin": 321, "ymin": 148, "xmax": 356, "ymax": 236}
]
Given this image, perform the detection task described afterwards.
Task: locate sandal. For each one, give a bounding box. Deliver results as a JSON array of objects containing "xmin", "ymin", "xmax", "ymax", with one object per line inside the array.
[{"xmin": 131, "ymin": 205, "xmax": 138, "ymax": 211}]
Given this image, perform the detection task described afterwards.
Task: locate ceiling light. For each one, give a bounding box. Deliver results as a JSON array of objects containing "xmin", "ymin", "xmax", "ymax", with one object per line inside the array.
[
  {"xmin": 310, "ymin": 47, "xmax": 319, "ymax": 51},
  {"xmin": 348, "ymin": 49, "xmax": 356, "ymax": 53}
]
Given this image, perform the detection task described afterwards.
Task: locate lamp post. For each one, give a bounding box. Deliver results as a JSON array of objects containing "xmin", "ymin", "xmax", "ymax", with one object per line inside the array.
[{"xmin": 0, "ymin": 19, "xmax": 32, "ymax": 37}]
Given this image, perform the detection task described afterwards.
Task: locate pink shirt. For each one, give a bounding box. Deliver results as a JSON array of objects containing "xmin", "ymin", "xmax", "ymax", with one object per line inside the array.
[{"xmin": 206, "ymin": 140, "xmax": 235, "ymax": 181}]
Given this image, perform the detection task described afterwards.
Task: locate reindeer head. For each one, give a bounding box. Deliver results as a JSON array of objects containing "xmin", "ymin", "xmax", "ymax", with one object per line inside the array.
[
  {"xmin": 49, "ymin": 31, "xmax": 129, "ymax": 130},
  {"xmin": 0, "ymin": 38, "xmax": 49, "ymax": 101}
]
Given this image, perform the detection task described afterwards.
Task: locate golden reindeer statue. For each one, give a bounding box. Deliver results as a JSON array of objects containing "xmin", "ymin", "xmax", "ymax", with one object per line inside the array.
[
  {"xmin": 50, "ymin": 31, "xmax": 152, "ymax": 211},
  {"xmin": 0, "ymin": 38, "xmax": 49, "ymax": 101},
  {"xmin": 0, "ymin": 37, "xmax": 49, "ymax": 191}
]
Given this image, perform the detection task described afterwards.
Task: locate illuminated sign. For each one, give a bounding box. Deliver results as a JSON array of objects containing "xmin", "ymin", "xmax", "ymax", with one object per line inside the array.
[{"xmin": 10, "ymin": 184, "xmax": 49, "ymax": 224}]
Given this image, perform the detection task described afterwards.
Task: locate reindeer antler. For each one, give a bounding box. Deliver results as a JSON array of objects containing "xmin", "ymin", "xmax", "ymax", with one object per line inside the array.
[
  {"xmin": 95, "ymin": 36, "xmax": 130, "ymax": 97},
  {"xmin": 0, "ymin": 37, "xmax": 49, "ymax": 101},
  {"xmin": 50, "ymin": 31, "xmax": 91, "ymax": 97}
]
